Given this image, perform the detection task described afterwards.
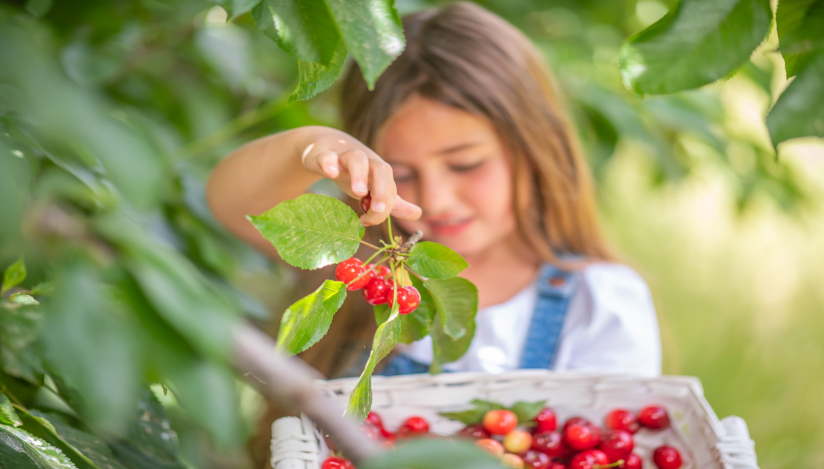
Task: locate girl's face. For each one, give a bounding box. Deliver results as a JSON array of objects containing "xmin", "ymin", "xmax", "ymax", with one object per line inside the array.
[{"xmin": 374, "ymin": 95, "xmax": 517, "ymax": 258}]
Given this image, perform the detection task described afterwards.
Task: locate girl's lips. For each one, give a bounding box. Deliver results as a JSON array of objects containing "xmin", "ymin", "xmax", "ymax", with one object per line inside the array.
[{"xmin": 426, "ymin": 217, "xmax": 473, "ymax": 236}]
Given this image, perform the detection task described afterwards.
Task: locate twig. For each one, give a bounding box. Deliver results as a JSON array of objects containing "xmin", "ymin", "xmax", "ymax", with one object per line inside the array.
[
  {"xmin": 401, "ymin": 230, "xmax": 423, "ymax": 252},
  {"xmin": 231, "ymin": 324, "xmax": 380, "ymax": 464}
]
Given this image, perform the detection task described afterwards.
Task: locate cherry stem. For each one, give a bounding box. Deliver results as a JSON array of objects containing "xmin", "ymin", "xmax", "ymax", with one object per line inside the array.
[
  {"xmin": 595, "ymin": 460, "xmax": 625, "ymax": 469},
  {"xmin": 386, "ymin": 215, "xmax": 394, "ymax": 245},
  {"xmin": 404, "ymin": 266, "xmax": 426, "ymax": 281},
  {"xmin": 360, "ymin": 240, "xmax": 380, "ymax": 250},
  {"xmin": 345, "ymin": 257, "xmax": 389, "ymax": 288}
]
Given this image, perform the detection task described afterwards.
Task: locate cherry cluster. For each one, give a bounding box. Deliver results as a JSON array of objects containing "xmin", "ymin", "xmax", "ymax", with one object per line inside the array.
[
  {"xmin": 321, "ymin": 406, "xmax": 685, "ymax": 469},
  {"xmin": 334, "ymin": 258, "xmax": 421, "ymax": 314}
]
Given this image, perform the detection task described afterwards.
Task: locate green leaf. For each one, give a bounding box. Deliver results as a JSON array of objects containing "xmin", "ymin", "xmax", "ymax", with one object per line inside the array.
[
  {"xmin": 407, "ymin": 242, "xmax": 469, "ymax": 279},
  {"xmin": 429, "ymin": 309, "xmax": 474, "ymax": 374},
  {"xmin": 289, "ymin": 42, "xmax": 347, "ymax": 102},
  {"xmin": 252, "ymin": 0, "xmax": 342, "ymax": 65},
  {"xmin": 767, "ymin": 51, "xmax": 824, "ymax": 146},
  {"xmin": 10, "ymin": 293, "xmax": 39, "ymax": 305},
  {"xmin": 29, "ymin": 282, "xmax": 55, "ymax": 296},
  {"xmin": 439, "ymin": 400, "xmax": 503, "ymax": 425},
  {"xmin": 2, "ymin": 256, "xmax": 26, "ymax": 294},
  {"xmin": 106, "ymin": 389, "xmax": 185, "ymax": 469},
  {"xmin": 277, "ymin": 279, "xmax": 347, "ymax": 356},
  {"xmin": 400, "ymin": 276, "xmax": 435, "ymax": 344},
  {"xmin": 0, "ymin": 302, "xmax": 45, "ymax": 382},
  {"xmin": 510, "ymin": 400, "xmax": 547, "ymax": 424},
  {"xmin": 0, "ymin": 392, "xmax": 22, "ymax": 427},
  {"xmin": 323, "ymin": 0, "xmax": 405, "ymax": 88},
  {"xmin": 424, "ymin": 278, "xmax": 478, "ymax": 340},
  {"xmin": 373, "ymin": 303, "xmax": 391, "ymax": 326},
  {"xmin": 776, "ymin": 0, "xmax": 824, "ymax": 77},
  {"xmin": 361, "ymin": 439, "xmax": 506, "ymax": 469},
  {"xmin": 213, "ymin": 0, "xmax": 261, "ymax": 18},
  {"xmin": 345, "ymin": 309, "xmax": 402, "ymax": 421},
  {"xmin": 248, "ymin": 194, "xmax": 365, "ymax": 270},
  {"xmin": 619, "ymin": 0, "xmax": 772, "ymax": 95},
  {"xmin": 0, "ymin": 424, "xmax": 78, "ymax": 469}
]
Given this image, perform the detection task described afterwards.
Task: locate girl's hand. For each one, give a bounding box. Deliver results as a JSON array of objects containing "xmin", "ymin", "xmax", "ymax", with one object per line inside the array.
[{"xmin": 300, "ymin": 127, "xmax": 421, "ymax": 226}]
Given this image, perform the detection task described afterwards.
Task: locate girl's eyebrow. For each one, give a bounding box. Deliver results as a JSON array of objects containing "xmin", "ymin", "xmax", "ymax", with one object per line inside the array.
[{"xmin": 436, "ymin": 142, "xmax": 482, "ymax": 155}]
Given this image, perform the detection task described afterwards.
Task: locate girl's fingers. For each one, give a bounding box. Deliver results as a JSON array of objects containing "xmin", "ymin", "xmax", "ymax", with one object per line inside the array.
[
  {"xmin": 310, "ymin": 150, "xmax": 340, "ymax": 178},
  {"xmin": 366, "ymin": 159, "xmax": 394, "ymax": 214},
  {"xmin": 390, "ymin": 197, "xmax": 423, "ymax": 220},
  {"xmin": 338, "ymin": 150, "xmax": 370, "ymax": 197}
]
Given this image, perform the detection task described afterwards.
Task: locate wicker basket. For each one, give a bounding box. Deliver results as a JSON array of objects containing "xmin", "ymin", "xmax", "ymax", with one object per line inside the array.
[{"xmin": 271, "ymin": 371, "xmax": 758, "ymax": 469}]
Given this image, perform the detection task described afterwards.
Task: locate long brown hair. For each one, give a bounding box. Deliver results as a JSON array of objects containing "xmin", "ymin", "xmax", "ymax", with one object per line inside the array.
[
  {"xmin": 251, "ymin": 4, "xmax": 614, "ymax": 467},
  {"xmin": 341, "ymin": 2, "xmax": 614, "ymax": 264}
]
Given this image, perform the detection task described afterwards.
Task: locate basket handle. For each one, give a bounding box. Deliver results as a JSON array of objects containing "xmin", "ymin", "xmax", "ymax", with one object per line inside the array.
[{"xmin": 714, "ymin": 416, "xmax": 759, "ymax": 469}]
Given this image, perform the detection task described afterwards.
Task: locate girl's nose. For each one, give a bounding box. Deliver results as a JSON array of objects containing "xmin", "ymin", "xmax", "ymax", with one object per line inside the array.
[{"xmin": 418, "ymin": 172, "xmax": 457, "ymax": 216}]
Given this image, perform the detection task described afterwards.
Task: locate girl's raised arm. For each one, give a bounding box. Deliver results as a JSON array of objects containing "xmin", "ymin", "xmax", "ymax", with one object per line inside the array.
[{"xmin": 205, "ymin": 126, "xmax": 421, "ymax": 259}]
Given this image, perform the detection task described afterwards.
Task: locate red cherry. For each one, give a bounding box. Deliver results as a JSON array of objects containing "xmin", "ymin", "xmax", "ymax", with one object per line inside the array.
[
  {"xmin": 482, "ymin": 409, "xmax": 519, "ymax": 435},
  {"xmin": 569, "ymin": 450, "xmax": 609, "ymax": 469},
  {"xmin": 563, "ymin": 417, "xmax": 592, "ymax": 432},
  {"xmin": 622, "ymin": 453, "xmax": 643, "ymax": 469},
  {"xmin": 388, "ymin": 285, "xmax": 421, "ymax": 315},
  {"xmin": 564, "ymin": 424, "xmax": 599, "ymax": 451},
  {"xmin": 523, "ymin": 450, "xmax": 551, "ymax": 469},
  {"xmin": 531, "ymin": 431, "xmax": 569, "ymax": 458},
  {"xmin": 368, "ymin": 264, "xmax": 392, "ymax": 279},
  {"xmin": 335, "ymin": 258, "xmax": 373, "ymax": 290},
  {"xmin": 362, "ymin": 277, "xmax": 392, "ymax": 305},
  {"xmin": 360, "ymin": 193, "xmax": 372, "ymax": 213},
  {"xmin": 598, "ymin": 430, "xmax": 634, "ymax": 462},
  {"xmin": 534, "ymin": 407, "xmax": 558, "ymax": 433},
  {"xmin": 457, "ymin": 423, "xmax": 490, "ymax": 440},
  {"xmin": 604, "ymin": 409, "xmax": 640, "ymax": 434},
  {"xmin": 322, "ymin": 456, "xmax": 355, "ymax": 469},
  {"xmin": 549, "ymin": 464, "xmax": 567, "ymax": 469},
  {"xmin": 398, "ymin": 416, "xmax": 429, "ymax": 437},
  {"xmin": 639, "ymin": 406, "xmax": 670, "ymax": 431},
  {"xmin": 652, "ymin": 446, "xmax": 682, "ymax": 469},
  {"xmin": 366, "ymin": 411, "xmax": 383, "ymax": 429}
]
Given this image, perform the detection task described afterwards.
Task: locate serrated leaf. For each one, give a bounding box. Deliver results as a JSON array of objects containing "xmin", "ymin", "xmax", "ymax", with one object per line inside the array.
[
  {"xmin": 510, "ymin": 400, "xmax": 547, "ymax": 424},
  {"xmin": 424, "ymin": 278, "xmax": 477, "ymax": 340},
  {"xmin": 289, "ymin": 42, "xmax": 347, "ymax": 102},
  {"xmin": 407, "ymin": 242, "xmax": 469, "ymax": 279},
  {"xmin": 777, "ymin": 0, "xmax": 824, "ymax": 77},
  {"xmin": 619, "ymin": 0, "xmax": 772, "ymax": 95},
  {"xmin": 323, "ymin": 0, "xmax": 405, "ymax": 88},
  {"xmin": 277, "ymin": 280, "xmax": 346, "ymax": 356},
  {"xmin": 0, "ymin": 303, "xmax": 44, "ymax": 382},
  {"xmin": 345, "ymin": 307, "xmax": 402, "ymax": 421},
  {"xmin": 0, "ymin": 424, "xmax": 78, "ymax": 469},
  {"xmin": 0, "ymin": 392, "xmax": 22, "ymax": 427},
  {"xmin": 10, "ymin": 293, "xmax": 39, "ymax": 305},
  {"xmin": 248, "ymin": 194, "xmax": 364, "ymax": 269},
  {"xmin": 2, "ymin": 256, "xmax": 26, "ymax": 294},
  {"xmin": 767, "ymin": 51, "xmax": 824, "ymax": 146},
  {"xmin": 252, "ymin": 0, "xmax": 342, "ymax": 65},
  {"xmin": 360, "ymin": 439, "xmax": 506, "ymax": 469}
]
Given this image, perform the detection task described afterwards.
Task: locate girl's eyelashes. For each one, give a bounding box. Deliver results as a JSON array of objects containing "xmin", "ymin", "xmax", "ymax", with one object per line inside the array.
[{"xmin": 449, "ymin": 160, "xmax": 485, "ymax": 173}]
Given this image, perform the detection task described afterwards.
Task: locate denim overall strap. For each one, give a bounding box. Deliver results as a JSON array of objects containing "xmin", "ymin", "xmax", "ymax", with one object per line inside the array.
[
  {"xmin": 518, "ymin": 263, "xmax": 580, "ymax": 369},
  {"xmin": 379, "ymin": 353, "xmax": 430, "ymax": 376}
]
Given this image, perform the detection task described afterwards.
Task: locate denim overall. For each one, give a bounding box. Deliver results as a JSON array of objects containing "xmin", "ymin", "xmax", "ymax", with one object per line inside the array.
[{"xmin": 379, "ymin": 262, "xmax": 580, "ymax": 375}]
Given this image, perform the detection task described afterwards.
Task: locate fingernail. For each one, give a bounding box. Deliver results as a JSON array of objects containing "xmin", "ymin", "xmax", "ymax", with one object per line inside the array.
[
  {"xmin": 354, "ymin": 183, "xmax": 368, "ymax": 194},
  {"xmin": 325, "ymin": 165, "xmax": 339, "ymax": 177},
  {"xmin": 372, "ymin": 202, "xmax": 386, "ymax": 212}
]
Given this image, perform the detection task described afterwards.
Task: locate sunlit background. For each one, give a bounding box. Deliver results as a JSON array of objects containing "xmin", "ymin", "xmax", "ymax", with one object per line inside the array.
[{"xmin": 2, "ymin": 0, "xmax": 823, "ymax": 468}]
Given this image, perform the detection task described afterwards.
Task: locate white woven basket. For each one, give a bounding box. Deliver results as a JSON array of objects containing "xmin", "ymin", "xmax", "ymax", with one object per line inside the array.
[{"xmin": 271, "ymin": 371, "xmax": 758, "ymax": 469}]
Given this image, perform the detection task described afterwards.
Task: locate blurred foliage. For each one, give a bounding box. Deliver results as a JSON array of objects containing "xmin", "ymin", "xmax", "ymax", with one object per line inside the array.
[{"xmin": 0, "ymin": 0, "xmax": 821, "ymax": 468}]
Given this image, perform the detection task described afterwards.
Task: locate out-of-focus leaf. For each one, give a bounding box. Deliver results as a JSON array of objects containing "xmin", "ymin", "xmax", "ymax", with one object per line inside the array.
[
  {"xmin": 429, "ymin": 305, "xmax": 475, "ymax": 374},
  {"xmin": 361, "ymin": 439, "xmax": 506, "ymax": 469},
  {"xmin": 195, "ymin": 25, "xmax": 255, "ymax": 93},
  {"xmin": 345, "ymin": 310, "xmax": 401, "ymax": 421},
  {"xmin": 510, "ymin": 400, "xmax": 547, "ymax": 424},
  {"xmin": 0, "ymin": 139, "xmax": 29, "ymax": 246},
  {"xmin": 438, "ymin": 399, "xmax": 504, "ymax": 425},
  {"xmin": 400, "ymin": 276, "xmax": 434, "ymax": 344},
  {"xmin": 0, "ymin": 301, "xmax": 44, "ymax": 382},
  {"xmin": 248, "ymin": 194, "xmax": 364, "ymax": 269},
  {"xmin": 407, "ymin": 242, "xmax": 469, "ymax": 279},
  {"xmin": 0, "ymin": 393, "xmax": 22, "ymax": 427},
  {"xmin": 324, "ymin": 0, "xmax": 405, "ymax": 88},
  {"xmin": 289, "ymin": 41, "xmax": 347, "ymax": 102},
  {"xmin": 424, "ymin": 278, "xmax": 478, "ymax": 341},
  {"xmin": 214, "ymin": 0, "xmax": 262, "ymax": 18},
  {"xmin": 766, "ymin": 51, "xmax": 824, "ymax": 146},
  {"xmin": 620, "ymin": 0, "xmax": 772, "ymax": 94},
  {"xmin": 0, "ymin": 424, "xmax": 78, "ymax": 469},
  {"xmin": 10, "ymin": 293, "xmax": 39, "ymax": 305},
  {"xmin": 43, "ymin": 261, "xmax": 139, "ymax": 433},
  {"xmin": 107, "ymin": 389, "xmax": 186, "ymax": 469},
  {"xmin": 252, "ymin": 0, "xmax": 342, "ymax": 65},
  {"xmin": 740, "ymin": 60, "xmax": 774, "ymax": 99},
  {"xmin": 2, "ymin": 256, "xmax": 26, "ymax": 294},
  {"xmin": 776, "ymin": 0, "xmax": 824, "ymax": 77},
  {"xmin": 276, "ymin": 279, "xmax": 346, "ymax": 356}
]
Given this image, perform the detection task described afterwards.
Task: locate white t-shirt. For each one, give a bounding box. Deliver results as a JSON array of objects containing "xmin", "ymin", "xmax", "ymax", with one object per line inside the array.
[{"xmin": 397, "ymin": 263, "xmax": 661, "ymax": 377}]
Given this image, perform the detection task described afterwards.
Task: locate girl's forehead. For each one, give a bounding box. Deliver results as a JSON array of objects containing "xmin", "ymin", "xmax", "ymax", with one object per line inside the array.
[{"xmin": 376, "ymin": 96, "xmax": 500, "ymax": 158}]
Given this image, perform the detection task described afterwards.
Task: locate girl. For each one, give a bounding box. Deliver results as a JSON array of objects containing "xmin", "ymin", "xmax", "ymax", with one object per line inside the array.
[{"xmin": 207, "ymin": 2, "xmax": 660, "ymax": 464}]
